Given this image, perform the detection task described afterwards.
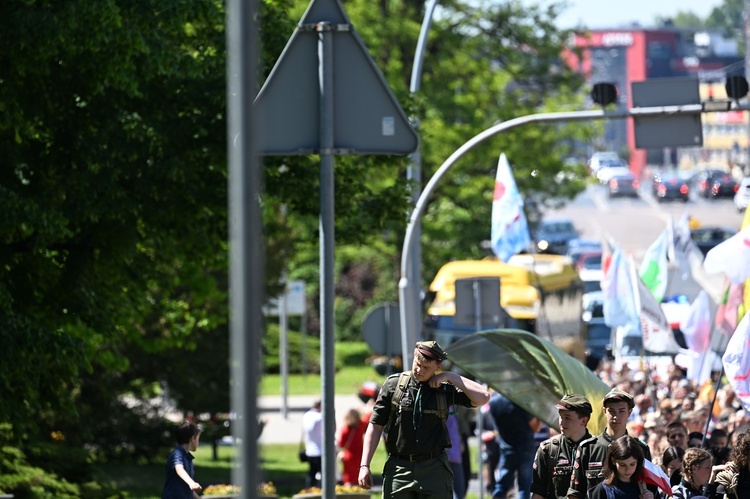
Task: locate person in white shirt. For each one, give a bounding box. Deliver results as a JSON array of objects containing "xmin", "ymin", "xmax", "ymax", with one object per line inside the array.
[{"xmin": 302, "ymin": 399, "xmax": 323, "ymax": 488}]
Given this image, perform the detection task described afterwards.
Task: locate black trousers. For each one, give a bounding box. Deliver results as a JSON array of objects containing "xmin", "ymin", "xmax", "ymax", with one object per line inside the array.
[{"xmin": 306, "ymin": 456, "xmax": 322, "ymax": 488}]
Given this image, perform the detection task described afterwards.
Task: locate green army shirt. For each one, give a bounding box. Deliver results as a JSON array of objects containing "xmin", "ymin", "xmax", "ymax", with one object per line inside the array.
[
  {"xmin": 530, "ymin": 430, "xmax": 592, "ymax": 499},
  {"xmin": 370, "ymin": 371, "xmax": 473, "ymax": 457}
]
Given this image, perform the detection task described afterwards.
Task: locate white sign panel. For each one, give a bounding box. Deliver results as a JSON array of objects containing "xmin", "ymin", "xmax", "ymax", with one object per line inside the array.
[{"xmin": 263, "ymin": 280, "xmax": 307, "ymax": 316}]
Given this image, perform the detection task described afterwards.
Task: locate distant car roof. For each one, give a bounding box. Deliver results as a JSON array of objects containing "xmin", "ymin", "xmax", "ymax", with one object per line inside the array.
[
  {"xmin": 658, "ymin": 172, "xmax": 687, "ymax": 180},
  {"xmin": 566, "ymin": 238, "xmax": 601, "ymax": 249}
]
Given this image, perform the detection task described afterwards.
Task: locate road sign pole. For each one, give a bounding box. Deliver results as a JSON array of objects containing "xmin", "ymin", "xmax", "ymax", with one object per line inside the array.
[
  {"xmin": 317, "ymin": 22, "xmax": 337, "ymax": 499},
  {"xmin": 226, "ymin": 0, "xmax": 261, "ymax": 494},
  {"xmin": 280, "ymin": 291, "xmax": 289, "ymax": 418},
  {"xmin": 472, "ymin": 279, "xmax": 485, "ymax": 499},
  {"xmin": 403, "ymin": 0, "xmax": 440, "ymax": 372}
]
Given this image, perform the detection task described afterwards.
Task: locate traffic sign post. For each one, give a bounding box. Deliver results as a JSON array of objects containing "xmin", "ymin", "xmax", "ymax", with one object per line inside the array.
[
  {"xmin": 454, "ymin": 277, "xmax": 503, "ymax": 329},
  {"xmin": 253, "ymin": 0, "xmax": 418, "ymax": 494},
  {"xmin": 264, "ymin": 281, "xmax": 307, "ymax": 418},
  {"xmin": 362, "ymin": 303, "xmax": 402, "ymax": 376}
]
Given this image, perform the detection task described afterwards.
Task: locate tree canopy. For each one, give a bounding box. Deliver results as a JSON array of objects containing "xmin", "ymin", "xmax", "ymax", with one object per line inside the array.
[{"xmin": 1, "ymin": 0, "xmax": 594, "ymax": 479}]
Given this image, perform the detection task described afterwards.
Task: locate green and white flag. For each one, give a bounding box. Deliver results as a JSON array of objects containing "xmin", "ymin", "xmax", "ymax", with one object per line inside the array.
[{"xmin": 639, "ymin": 229, "xmax": 669, "ymax": 302}]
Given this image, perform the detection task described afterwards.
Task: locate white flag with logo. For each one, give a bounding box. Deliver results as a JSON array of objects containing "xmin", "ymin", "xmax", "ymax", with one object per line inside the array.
[
  {"xmin": 602, "ymin": 244, "xmax": 638, "ymax": 328},
  {"xmin": 630, "ymin": 255, "xmax": 682, "ymax": 354},
  {"xmin": 667, "ymin": 211, "xmax": 694, "ymax": 279},
  {"xmin": 723, "ymin": 312, "xmax": 750, "ymax": 413},
  {"xmin": 704, "ymin": 226, "xmax": 750, "ymax": 285},
  {"xmin": 491, "ymin": 153, "xmax": 531, "ymax": 262},
  {"xmin": 679, "ymin": 290, "xmax": 713, "ymax": 383}
]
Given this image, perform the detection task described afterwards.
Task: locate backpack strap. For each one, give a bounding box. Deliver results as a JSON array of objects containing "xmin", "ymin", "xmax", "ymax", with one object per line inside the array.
[
  {"xmin": 388, "ymin": 372, "xmax": 450, "ymax": 421},
  {"xmin": 391, "ymin": 371, "xmax": 412, "ymax": 411}
]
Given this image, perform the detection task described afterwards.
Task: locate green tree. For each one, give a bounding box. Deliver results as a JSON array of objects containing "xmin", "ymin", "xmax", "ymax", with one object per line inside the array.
[
  {"xmin": 706, "ymin": 0, "xmax": 745, "ymax": 53},
  {"xmin": 656, "ymin": 11, "xmax": 705, "ymax": 28},
  {"xmin": 1, "ymin": 0, "xmax": 595, "ymax": 482}
]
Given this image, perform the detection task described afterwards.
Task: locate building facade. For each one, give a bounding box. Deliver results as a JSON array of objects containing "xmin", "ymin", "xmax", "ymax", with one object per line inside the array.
[{"xmin": 564, "ymin": 27, "xmax": 744, "ymax": 176}]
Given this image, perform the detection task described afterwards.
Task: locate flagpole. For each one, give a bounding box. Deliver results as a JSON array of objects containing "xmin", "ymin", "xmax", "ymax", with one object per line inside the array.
[{"xmin": 701, "ymin": 365, "xmax": 724, "ymax": 447}]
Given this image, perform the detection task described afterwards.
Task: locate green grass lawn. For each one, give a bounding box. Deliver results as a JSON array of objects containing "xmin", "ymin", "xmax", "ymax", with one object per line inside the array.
[{"xmin": 260, "ymin": 341, "xmax": 387, "ymax": 396}]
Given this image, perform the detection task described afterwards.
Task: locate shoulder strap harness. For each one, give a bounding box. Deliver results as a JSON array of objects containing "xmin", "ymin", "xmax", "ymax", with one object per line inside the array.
[{"xmin": 389, "ymin": 371, "xmax": 451, "ymax": 422}]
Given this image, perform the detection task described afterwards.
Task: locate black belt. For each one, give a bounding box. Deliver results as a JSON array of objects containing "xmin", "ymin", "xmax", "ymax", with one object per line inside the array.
[{"xmin": 391, "ymin": 452, "xmax": 442, "ymax": 462}]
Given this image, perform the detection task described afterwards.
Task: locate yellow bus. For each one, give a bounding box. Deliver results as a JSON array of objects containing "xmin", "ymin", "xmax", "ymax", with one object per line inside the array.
[{"xmin": 424, "ymin": 254, "xmax": 584, "ymax": 346}]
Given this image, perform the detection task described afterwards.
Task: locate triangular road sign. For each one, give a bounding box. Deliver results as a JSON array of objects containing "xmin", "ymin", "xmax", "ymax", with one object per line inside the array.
[{"xmin": 253, "ymin": 0, "xmax": 419, "ymax": 156}]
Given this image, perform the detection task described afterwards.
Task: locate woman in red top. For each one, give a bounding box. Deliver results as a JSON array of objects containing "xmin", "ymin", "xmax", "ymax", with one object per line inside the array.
[{"xmin": 338, "ymin": 408, "xmax": 367, "ymax": 485}]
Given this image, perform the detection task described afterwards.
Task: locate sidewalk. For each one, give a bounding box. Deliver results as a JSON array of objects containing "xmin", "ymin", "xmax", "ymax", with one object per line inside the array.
[{"xmin": 257, "ymin": 394, "xmax": 362, "ymax": 445}]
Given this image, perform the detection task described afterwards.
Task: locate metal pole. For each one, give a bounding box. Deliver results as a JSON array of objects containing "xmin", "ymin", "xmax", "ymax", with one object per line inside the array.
[
  {"xmin": 226, "ymin": 0, "xmax": 261, "ymax": 495},
  {"xmin": 402, "ymin": 0, "xmax": 440, "ymax": 371},
  {"xmin": 317, "ymin": 21, "xmax": 337, "ymax": 499},
  {"xmin": 398, "ymin": 104, "xmax": 705, "ymax": 346},
  {"xmin": 280, "ymin": 287, "xmax": 289, "ymax": 419},
  {"xmin": 472, "ymin": 279, "xmax": 485, "ymax": 499}
]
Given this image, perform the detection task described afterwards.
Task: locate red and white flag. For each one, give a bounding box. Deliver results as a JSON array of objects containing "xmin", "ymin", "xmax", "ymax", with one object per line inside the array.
[{"xmin": 642, "ymin": 458, "xmax": 672, "ymax": 497}]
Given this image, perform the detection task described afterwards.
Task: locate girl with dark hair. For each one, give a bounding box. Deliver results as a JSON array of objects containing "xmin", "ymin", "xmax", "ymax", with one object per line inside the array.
[
  {"xmin": 590, "ymin": 436, "xmax": 653, "ymax": 499},
  {"xmin": 671, "ymin": 448, "xmax": 723, "ymax": 499},
  {"xmin": 661, "ymin": 446, "xmax": 685, "ymax": 487}
]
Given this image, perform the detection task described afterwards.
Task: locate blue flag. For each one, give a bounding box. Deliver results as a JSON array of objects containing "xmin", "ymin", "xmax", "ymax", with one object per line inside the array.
[{"xmin": 491, "ymin": 153, "xmax": 530, "ymax": 262}]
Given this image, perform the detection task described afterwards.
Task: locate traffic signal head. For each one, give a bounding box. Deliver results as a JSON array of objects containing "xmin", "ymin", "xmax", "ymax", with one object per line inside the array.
[
  {"xmin": 725, "ymin": 75, "xmax": 749, "ymax": 101},
  {"xmin": 591, "ymin": 82, "xmax": 618, "ymax": 108}
]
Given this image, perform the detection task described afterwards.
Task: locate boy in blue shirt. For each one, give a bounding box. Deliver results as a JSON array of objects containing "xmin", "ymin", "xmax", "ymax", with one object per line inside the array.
[{"xmin": 162, "ymin": 421, "xmax": 202, "ymax": 498}]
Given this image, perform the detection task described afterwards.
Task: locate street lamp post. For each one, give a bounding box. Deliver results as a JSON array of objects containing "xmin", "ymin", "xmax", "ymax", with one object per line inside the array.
[{"xmin": 403, "ymin": 0, "xmax": 440, "ymax": 371}]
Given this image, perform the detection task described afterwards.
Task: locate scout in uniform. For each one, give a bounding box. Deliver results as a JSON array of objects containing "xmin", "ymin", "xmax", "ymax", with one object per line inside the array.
[
  {"xmin": 568, "ymin": 388, "xmax": 652, "ymax": 499},
  {"xmin": 358, "ymin": 341, "xmax": 490, "ymax": 498},
  {"xmin": 530, "ymin": 394, "xmax": 593, "ymax": 499}
]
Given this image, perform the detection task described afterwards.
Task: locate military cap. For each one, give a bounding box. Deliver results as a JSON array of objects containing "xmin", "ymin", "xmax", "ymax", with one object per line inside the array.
[
  {"xmin": 603, "ymin": 388, "xmax": 635, "ymax": 409},
  {"xmin": 415, "ymin": 340, "xmax": 448, "ymax": 361},
  {"xmin": 555, "ymin": 394, "xmax": 592, "ymax": 416}
]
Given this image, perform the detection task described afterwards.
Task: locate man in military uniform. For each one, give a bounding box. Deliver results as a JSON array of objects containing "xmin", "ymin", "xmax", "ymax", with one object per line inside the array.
[
  {"xmin": 567, "ymin": 388, "xmax": 652, "ymax": 499},
  {"xmin": 358, "ymin": 341, "xmax": 490, "ymax": 498},
  {"xmin": 530, "ymin": 394, "xmax": 593, "ymax": 499}
]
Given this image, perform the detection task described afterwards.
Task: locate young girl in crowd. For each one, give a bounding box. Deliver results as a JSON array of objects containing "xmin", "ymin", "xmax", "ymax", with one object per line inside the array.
[
  {"xmin": 661, "ymin": 446, "xmax": 685, "ymax": 486},
  {"xmin": 670, "ymin": 447, "xmax": 724, "ymax": 499},
  {"xmin": 590, "ymin": 436, "xmax": 654, "ymax": 499},
  {"xmin": 337, "ymin": 408, "xmax": 366, "ymax": 486}
]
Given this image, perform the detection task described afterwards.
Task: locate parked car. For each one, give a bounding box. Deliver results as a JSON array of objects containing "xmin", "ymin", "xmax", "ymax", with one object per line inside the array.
[
  {"xmin": 532, "ymin": 218, "xmax": 580, "ymax": 255},
  {"xmin": 607, "ymin": 172, "xmax": 639, "ymax": 198},
  {"xmin": 581, "ymin": 291, "xmax": 604, "ymax": 324},
  {"xmin": 693, "ymin": 169, "xmax": 739, "ymax": 198},
  {"xmin": 734, "ymin": 177, "xmax": 750, "ymax": 212},
  {"xmin": 690, "ymin": 226, "xmax": 735, "ymax": 256},
  {"xmin": 583, "ymin": 317, "xmax": 612, "ymax": 370},
  {"xmin": 652, "ymin": 172, "xmax": 689, "ymax": 202},
  {"xmin": 565, "ymin": 238, "xmax": 603, "ymax": 262},
  {"xmin": 588, "ymin": 152, "xmax": 624, "ymax": 174},
  {"xmin": 576, "ymin": 251, "xmax": 603, "ymax": 272},
  {"xmin": 597, "ymin": 165, "xmax": 631, "ymax": 184}
]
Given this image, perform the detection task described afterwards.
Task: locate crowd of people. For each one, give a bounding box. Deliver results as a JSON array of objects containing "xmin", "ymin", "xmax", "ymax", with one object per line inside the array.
[{"xmin": 297, "ymin": 341, "xmax": 750, "ymax": 499}]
